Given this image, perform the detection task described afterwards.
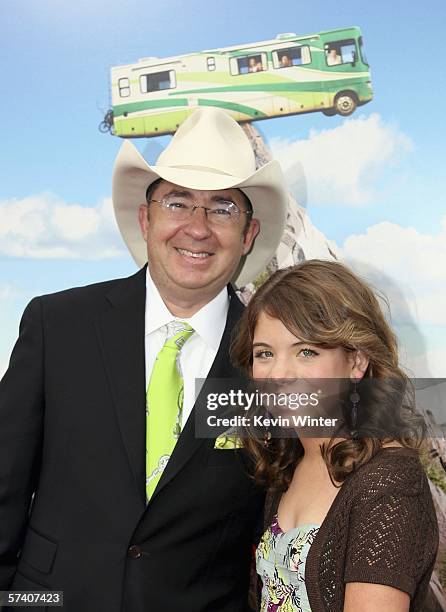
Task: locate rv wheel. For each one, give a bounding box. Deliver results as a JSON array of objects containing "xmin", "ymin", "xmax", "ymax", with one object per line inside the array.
[{"xmin": 334, "ymin": 93, "xmax": 357, "ymax": 116}]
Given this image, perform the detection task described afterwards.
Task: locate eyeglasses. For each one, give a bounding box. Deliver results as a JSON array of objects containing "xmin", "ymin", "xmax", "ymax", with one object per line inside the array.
[{"xmin": 148, "ymin": 195, "xmax": 252, "ymax": 226}]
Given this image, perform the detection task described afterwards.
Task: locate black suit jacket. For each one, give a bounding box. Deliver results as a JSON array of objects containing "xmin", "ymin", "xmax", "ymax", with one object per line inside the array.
[{"xmin": 0, "ymin": 266, "xmax": 264, "ymax": 612}]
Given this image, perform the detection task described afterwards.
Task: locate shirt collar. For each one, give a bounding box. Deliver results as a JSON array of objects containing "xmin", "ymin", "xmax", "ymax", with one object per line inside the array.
[{"xmin": 145, "ymin": 268, "xmax": 230, "ymax": 351}]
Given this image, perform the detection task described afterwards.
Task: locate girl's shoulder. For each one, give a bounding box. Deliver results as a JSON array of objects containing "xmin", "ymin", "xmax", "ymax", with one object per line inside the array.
[{"xmin": 344, "ymin": 446, "xmax": 428, "ymax": 502}]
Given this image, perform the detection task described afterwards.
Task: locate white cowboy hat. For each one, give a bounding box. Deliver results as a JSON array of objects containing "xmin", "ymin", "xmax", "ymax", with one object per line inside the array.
[{"xmin": 112, "ymin": 107, "xmax": 288, "ymax": 287}]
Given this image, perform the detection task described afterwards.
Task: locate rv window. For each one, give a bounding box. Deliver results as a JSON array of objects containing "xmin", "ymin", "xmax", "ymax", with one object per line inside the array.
[
  {"xmin": 273, "ymin": 46, "xmax": 311, "ymax": 68},
  {"xmin": 118, "ymin": 77, "xmax": 130, "ymax": 98},
  {"xmin": 207, "ymin": 57, "xmax": 216, "ymax": 71},
  {"xmin": 233, "ymin": 53, "xmax": 265, "ymax": 75},
  {"xmin": 325, "ymin": 39, "xmax": 357, "ymax": 66},
  {"xmin": 140, "ymin": 70, "xmax": 176, "ymax": 93},
  {"xmin": 359, "ymin": 37, "xmax": 369, "ymax": 66}
]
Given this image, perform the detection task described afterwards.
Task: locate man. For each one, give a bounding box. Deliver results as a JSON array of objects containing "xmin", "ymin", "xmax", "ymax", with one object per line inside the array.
[
  {"xmin": 280, "ymin": 54, "xmax": 292, "ymax": 68},
  {"xmin": 0, "ymin": 108, "xmax": 287, "ymax": 611},
  {"xmin": 326, "ymin": 48, "xmax": 342, "ymax": 66}
]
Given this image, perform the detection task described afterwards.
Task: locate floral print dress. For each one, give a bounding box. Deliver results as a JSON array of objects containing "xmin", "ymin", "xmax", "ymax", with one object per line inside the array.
[{"xmin": 256, "ymin": 515, "xmax": 320, "ymax": 612}]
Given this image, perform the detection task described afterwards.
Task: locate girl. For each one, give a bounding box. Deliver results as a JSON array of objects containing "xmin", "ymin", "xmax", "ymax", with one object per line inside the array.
[{"xmin": 231, "ymin": 260, "xmax": 438, "ymax": 612}]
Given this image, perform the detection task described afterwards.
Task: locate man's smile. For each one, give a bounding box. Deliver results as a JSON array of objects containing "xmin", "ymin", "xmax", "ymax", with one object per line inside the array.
[{"xmin": 175, "ymin": 247, "xmax": 214, "ymax": 259}]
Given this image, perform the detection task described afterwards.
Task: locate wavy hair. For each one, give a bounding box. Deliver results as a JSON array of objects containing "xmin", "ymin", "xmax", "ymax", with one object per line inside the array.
[{"xmin": 230, "ymin": 259, "xmax": 425, "ymax": 491}]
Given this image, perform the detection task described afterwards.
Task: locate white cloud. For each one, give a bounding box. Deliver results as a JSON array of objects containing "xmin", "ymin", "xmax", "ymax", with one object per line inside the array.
[
  {"xmin": 406, "ymin": 293, "xmax": 446, "ymax": 327},
  {"xmin": 339, "ymin": 215, "xmax": 446, "ymax": 376},
  {"xmin": 343, "ymin": 218, "xmax": 446, "ymax": 284},
  {"xmin": 342, "ymin": 216, "xmax": 446, "ymax": 327},
  {"xmin": 0, "ymin": 193, "xmax": 127, "ymax": 259},
  {"xmin": 403, "ymin": 347, "xmax": 446, "ymax": 379},
  {"xmin": 269, "ymin": 113, "xmax": 412, "ymax": 206}
]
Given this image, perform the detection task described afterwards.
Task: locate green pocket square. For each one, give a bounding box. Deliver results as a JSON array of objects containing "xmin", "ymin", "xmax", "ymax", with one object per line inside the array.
[{"xmin": 214, "ymin": 433, "xmax": 244, "ymax": 449}]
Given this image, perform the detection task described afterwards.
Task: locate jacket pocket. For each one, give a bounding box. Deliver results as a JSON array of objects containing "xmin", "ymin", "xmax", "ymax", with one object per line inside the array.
[
  {"xmin": 20, "ymin": 527, "xmax": 58, "ymax": 574},
  {"xmin": 9, "ymin": 570, "xmax": 50, "ymax": 612}
]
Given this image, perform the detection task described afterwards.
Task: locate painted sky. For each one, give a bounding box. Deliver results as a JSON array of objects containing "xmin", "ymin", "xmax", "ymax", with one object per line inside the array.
[{"xmin": 1, "ymin": 0, "xmax": 445, "ymax": 379}]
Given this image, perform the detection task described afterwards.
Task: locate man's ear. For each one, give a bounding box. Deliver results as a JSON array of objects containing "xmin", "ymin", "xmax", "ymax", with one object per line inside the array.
[
  {"xmin": 242, "ymin": 218, "xmax": 260, "ymax": 255},
  {"xmin": 350, "ymin": 350, "xmax": 369, "ymax": 381},
  {"xmin": 138, "ymin": 204, "xmax": 149, "ymax": 241}
]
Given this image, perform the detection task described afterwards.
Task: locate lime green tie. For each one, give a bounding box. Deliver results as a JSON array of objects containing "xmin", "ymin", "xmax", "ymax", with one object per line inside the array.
[{"xmin": 146, "ymin": 322, "xmax": 195, "ymax": 501}]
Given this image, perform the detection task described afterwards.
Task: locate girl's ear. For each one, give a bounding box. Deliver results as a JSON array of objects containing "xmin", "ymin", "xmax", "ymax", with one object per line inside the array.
[{"xmin": 349, "ymin": 350, "xmax": 369, "ymax": 380}]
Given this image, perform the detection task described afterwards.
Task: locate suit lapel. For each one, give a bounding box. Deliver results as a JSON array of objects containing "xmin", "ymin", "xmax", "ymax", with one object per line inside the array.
[
  {"xmin": 148, "ymin": 286, "xmax": 245, "ymax": 504},
  {"xmin": 95, "ymin": 266, "xmax": 147, "ymax": 507},
  {"xmin": 95, "ymin": 273, "xmax": 245, "ymax": 507}
]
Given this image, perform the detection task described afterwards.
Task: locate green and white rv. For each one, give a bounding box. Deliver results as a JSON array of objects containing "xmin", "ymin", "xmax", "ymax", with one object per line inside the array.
[{"xmin": 104, "ymin": 26, "xmax": 372, "ymax": 138}]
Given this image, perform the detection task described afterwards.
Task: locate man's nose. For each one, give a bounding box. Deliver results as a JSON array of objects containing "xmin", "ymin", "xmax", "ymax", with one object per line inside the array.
[{"xmin": 183, "ymin": 207, "xmax": 213, "ymax": 239}]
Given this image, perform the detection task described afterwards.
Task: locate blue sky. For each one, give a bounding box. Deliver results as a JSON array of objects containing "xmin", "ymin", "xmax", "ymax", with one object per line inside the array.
[{"xmin": 1, "ymin": 0, "xmax": 446, "ymax": 377}]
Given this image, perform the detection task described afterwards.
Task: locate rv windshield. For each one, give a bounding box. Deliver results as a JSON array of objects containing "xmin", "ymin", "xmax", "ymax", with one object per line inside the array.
[{"xmin": 359, "ymin": 37, "xmax": 369, "ymax": 66}]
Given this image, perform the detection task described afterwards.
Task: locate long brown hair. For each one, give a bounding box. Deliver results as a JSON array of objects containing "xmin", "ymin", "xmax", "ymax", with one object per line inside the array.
[{"xmin": 230, "ymin": 259, "xmax": 425, "ymax": 491}]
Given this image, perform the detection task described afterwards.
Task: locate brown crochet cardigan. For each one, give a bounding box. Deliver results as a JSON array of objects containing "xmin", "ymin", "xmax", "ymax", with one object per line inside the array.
[{"xmin": 263, "ymin": 447, "xmax": 439, "ymax": 612}]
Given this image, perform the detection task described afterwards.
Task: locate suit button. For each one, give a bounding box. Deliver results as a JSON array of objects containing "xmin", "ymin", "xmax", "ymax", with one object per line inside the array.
[{"xmin": 128, "ymin": 545, "xmax": 142, "ymax": 559}]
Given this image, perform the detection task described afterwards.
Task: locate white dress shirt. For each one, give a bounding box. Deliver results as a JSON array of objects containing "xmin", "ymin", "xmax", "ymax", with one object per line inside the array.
[{"xmin": 145, "ymin": 269, "xmax": 230, "ymax": 427}]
